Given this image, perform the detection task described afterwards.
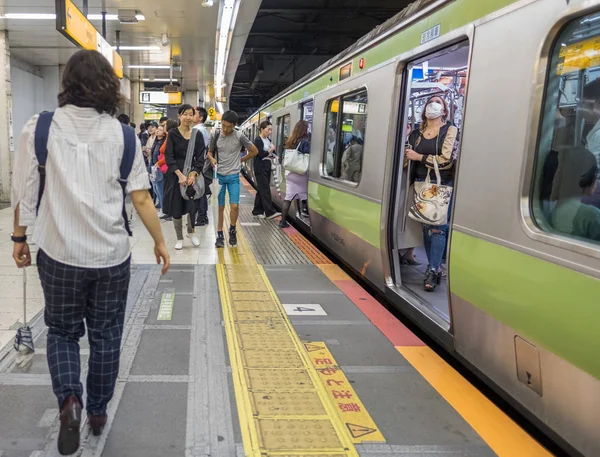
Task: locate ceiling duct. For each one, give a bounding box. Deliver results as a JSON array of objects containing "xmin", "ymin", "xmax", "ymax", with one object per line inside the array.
[{"xmin": 118, "ymin": 9, "xmax": 139, "ymax": 23}]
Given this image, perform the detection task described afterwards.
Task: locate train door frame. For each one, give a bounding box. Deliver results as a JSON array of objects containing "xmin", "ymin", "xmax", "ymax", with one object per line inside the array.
[
  {"xmin": 271, "ymin": 109, "xmax": 296, "ymax": 208},
  {"xmin": 297, "ymin": 98, "xmax": 315, "ymax": 227},
  {"xmin": 381, "ymin": 28, "xmax": 475, "ymax": 343}
]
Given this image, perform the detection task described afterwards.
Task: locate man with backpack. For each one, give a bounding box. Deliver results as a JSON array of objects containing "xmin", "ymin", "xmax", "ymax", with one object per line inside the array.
[
  {"xmin": 207, "ymin": 110, "xmax": 258, "ymax": 247},
  {"xmin": 10, "ymin": 50, "xmax": 170, "ymax": 455}
]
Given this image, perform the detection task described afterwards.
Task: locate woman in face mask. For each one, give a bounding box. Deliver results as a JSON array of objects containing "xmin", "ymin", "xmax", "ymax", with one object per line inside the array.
[{"xmin": 405, "ymin": 95, "xmax": 458, "ymax": 292}]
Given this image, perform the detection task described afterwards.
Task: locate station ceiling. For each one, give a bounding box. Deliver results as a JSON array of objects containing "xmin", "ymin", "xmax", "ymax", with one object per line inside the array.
[{"xmin": 230, "ymin": 0, "xmax": 412, "ymax": 116}]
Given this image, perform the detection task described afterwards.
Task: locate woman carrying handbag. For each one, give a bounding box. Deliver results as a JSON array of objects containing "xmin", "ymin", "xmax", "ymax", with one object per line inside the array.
[
  {"xmin": 280, "ymin": 120, "xmax": 311, "ymax": 228},
  {"xmin": 163, "ymin": 105, "xmax": 205, "ymax": 250},
  {"xmin": 405, "ymin": 95, "xmax": 458, "ymax": 292}
]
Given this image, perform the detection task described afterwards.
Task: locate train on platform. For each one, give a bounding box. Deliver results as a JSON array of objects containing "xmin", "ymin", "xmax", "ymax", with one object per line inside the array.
[{"xmin": 239, "ymin": 0, "xmax": 600, "ymax": 455}]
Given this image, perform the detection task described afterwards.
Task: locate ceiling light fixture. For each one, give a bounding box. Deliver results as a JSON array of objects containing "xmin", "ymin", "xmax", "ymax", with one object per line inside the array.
[
  {"xmin": 113, "ymin": 46, "xmax": 161, "ymax": 51},
  {"xmin": 142, "ymin": 78, "xmax": 176, "ymax": 82},
  {"xmin": 202, "ymin": 0, "xmax": 214, "ymax": 7},
  {"xmin": 129, "ymin": 65, "xmax": 170, "ymax": 69},
  {"xmin": 0, "ymin": 13, "xmax": 56, "ymax": 20},
  {"xmin": 87, "ymin": 13, "xmax": 145, "ymax": 21},
  {"xmin": 214, "ymin": 0, "xmax": 240, "ymax": 113}
]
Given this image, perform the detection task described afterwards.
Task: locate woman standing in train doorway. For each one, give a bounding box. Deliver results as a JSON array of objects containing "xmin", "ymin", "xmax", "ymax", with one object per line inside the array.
[
  {"xmin": 405, "ymin": 95, "xmax": 458, "ymax": 292},
  {"xmin": 280, "ymin": 120, "xmax": 311, "ymax": 228}
]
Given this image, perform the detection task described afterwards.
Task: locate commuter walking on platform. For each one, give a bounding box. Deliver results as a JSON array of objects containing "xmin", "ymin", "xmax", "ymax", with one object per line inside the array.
[
  {"xmin": 280, "ymin": 120, "xmax": 311, "ymax": 228},
  {"xmin": 193, "ymin": 107, "xmax": 211, "ymax": 226},
  {"xmin": 163, "ymin": 105, "xmax": 206, "ymax": 250},
  {"xmin": 252, "ymin": 120, "xmax": 281, "ymax": 219},
  {"xmin": 207, "ymin": 110, "xmax": 259, "ymax": 248},
  {"xmin": 10, "ymin": 49, "xmax": 170, "ymax": 456}
]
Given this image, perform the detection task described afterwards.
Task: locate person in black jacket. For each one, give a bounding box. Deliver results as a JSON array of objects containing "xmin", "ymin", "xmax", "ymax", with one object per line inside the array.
[
  {"xmin": 163, "ymin": 105, "xmax": 205, "ymax": 250},
  {"xmin": 252, "ymin": 120, "xmax": 281, "ymax": 219}
]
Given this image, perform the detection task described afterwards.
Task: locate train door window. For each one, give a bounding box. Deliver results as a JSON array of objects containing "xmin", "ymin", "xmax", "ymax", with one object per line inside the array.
[
  {"xmin": 530, "ymin": 13, "xmax": 600, "ymax": 247},
  {"xmin": 392, "ymin": 40, "xmax": 470, "ymax": 323},
  {"xmin": 301, "ymin": 101, "xmax": 314, "ymax": 138},
  {"xmin": 323, "ymin": 89, "xmax": 368, "ymax": 184},
  {"xmin": 276, "ymin": 114, "xmax": 291, "ymax": 159}
]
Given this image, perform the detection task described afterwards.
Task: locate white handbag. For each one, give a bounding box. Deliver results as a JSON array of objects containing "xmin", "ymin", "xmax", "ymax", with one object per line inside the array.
[
  {"xmin": 408, "ymin": 158, "xmax": 453, "ymax": 226},
  {"xmin": 283, "ymin": 145, "xmax": 309, "ymax": 174}
]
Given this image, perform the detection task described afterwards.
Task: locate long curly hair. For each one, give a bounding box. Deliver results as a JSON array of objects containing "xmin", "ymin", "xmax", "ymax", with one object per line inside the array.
[{"xmin": 58, "ymin": 50, "xmax": 122, "ymax": 116}]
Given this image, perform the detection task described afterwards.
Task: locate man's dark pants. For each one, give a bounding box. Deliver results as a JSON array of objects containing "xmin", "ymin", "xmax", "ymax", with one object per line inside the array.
[{"xmin": 38, "ymin": 249, "xmax": 130, "ymax": 415}]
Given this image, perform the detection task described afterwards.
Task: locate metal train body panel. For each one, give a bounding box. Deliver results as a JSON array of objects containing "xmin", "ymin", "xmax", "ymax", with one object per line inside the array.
[{"xmin": 241, "ymin": 0, "xmax": 600, "ymax": 454}]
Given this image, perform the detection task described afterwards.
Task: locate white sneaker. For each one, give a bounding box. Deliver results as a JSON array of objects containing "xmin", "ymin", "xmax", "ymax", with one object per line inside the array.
[
  {"xmin": 157, "ymin": 210, "xmax": 165, "ymax": 218},
  {"xmin": 175, "ymin": 240, "xmax": 184, "ymax": 250},
  {"xmin": 187, "ymin": 234, "xmax": 200, "ymax": 247},
  {"xmin": 258, "ymin": 214, "xmax": 266, "ymax": 219},
  {"xmin": 267, "ymin": 212, "xmax": 281, "ymax": 220}
]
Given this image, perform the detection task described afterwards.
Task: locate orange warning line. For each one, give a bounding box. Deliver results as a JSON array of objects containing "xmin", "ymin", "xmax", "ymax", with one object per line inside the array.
[{"xmin": 288, "ymin": 233, "xmax": 333, "ymax": 265}]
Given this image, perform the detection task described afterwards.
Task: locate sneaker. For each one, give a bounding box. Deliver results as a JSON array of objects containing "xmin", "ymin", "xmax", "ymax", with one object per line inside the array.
[
  {"xmin": 157, "ymin": 210, "xmax": 165, "ymax": 218},
  {"xmin": 258, "ymin": 214, "xmax": 266, "ymax": 219},
  {"xmin": 187, "ymin": 234, "xmax": 200, "ymax": 247},
  {"xmin": 215, "ymin": 234, "xmax": 225, "ymax": 248},
  {"xmin": 229, "ymin": 228, "xmax": 238, "ymax": 247},
  {"xmin": 175, "ymin": 240, "xmax": 183, "ymax": 250},
  {"xmin": 160, "ymin": 213, "xmax": 170, "ymax": 220},
  {"xmin": 267, "ymin": 212, "xmax": 281, "ymax": 220}
]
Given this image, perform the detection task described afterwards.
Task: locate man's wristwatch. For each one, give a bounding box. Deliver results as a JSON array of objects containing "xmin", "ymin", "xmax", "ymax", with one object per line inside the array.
[{"xmin": 11, "ymin": 233, "xmax": 27, "ymax": 243}]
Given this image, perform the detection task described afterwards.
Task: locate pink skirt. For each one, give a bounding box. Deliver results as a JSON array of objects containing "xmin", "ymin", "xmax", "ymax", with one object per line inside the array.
[{"xmin": 285, "ymin": 171, "xmax": 308, "ymax": 201}]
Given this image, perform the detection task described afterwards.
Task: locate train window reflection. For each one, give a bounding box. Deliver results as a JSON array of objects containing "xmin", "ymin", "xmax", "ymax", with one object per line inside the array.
[
  {"xmin": 532, "ymin": 13, "xmax": 600, "ymax": 245},
  {"xmin": 276, "ymin": 114, "xmax": 291, "ymax": 160},
  {"xmin": 323, "ymin": 89, "xmax": 367, "ymax": 184}
]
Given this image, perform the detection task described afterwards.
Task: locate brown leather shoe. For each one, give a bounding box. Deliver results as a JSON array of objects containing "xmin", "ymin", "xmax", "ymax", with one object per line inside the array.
[
  {"xmin": 87, "ymin": 414, "xmax": 107, "ymax": 436},
  {"xmin": 58, "ymin": 395, "xmax": 81, "ymax": 455}
]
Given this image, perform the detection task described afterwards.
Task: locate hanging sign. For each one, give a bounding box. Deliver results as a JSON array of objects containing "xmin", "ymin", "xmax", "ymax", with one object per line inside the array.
[{"xmin": 56, "ymin": 0, "xmax": 124, "ymax": 78}]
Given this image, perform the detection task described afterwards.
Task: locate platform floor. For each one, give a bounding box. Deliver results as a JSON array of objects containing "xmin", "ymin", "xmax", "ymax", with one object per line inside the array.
[{"xmin": 0, "ymin": 179, "xmax": 553, "ymax": 457}]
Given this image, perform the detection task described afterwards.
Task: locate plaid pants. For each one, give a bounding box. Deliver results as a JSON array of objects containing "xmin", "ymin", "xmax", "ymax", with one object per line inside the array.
[{"xmin": 37, "ymin": 250, "xmax": 130, "ymax": 415}]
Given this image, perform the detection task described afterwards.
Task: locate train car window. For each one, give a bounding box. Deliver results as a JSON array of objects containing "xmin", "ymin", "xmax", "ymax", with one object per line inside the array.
[
  {"xmin": 276, "ymin": 114, "xmax": 291, "ymax": 160},
  {"xmin": 323, "ymin": 89, "xmax": 368, "ymax": 184},
  {"xmin": 531, "ymin": 12, "xmax": 600, "ymax": 246}
]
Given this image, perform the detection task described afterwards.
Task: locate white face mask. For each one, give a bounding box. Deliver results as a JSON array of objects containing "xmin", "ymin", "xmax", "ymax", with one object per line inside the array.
[{"xmin": 425, "ymin": 102, "xmax": 444, "ymax": 120}]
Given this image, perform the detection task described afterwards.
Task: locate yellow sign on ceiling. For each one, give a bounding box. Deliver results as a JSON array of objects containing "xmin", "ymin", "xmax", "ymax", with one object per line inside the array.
[
  {"xmin": 58, "ymin": 0, "xmax": 124, "ymax": 79},
  {"xmin": 64, "ymin": 0, "xmax": 97, "ymax": 50},
  {"xmin": 557, "ymin": 36, "xmax": 600, "ymax": 75}
]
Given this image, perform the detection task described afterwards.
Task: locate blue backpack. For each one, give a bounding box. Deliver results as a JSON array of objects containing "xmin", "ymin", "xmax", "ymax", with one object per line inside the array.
[{"xmin": 34, "ymin": 112, "xmax": 137, "ymax": 236}]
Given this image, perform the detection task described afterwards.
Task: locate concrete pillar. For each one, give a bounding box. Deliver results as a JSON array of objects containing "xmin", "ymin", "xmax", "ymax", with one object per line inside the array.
[
  {"xmin": 132, "ymin": 80, "xmax": 145, "ymax": 127},
  {"xmin": 185, "ymin": 90, "xmax": 199, "ymax": 107},
  {"xmin": 0, "ymin": 31, "xmax": 13, "ymax": 202}
]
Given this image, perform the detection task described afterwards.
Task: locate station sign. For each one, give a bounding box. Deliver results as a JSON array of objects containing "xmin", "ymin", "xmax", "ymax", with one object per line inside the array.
[
  {"xmin": 56, "ymin": 0, "xmax": 124, "ymax": 78},
  {"xmin": 140, "ymin": 91, "xmax": 182, "ymax": 105}
]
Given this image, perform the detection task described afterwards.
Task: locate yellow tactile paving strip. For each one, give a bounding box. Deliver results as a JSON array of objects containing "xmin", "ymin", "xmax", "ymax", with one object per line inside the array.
[{"xmin": 216, "ymin": 213, "xmax": 358, "ymax": 456}]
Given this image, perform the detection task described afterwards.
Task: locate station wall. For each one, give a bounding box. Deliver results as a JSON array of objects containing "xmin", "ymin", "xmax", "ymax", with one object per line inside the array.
[{"xmin": 11, "ymin": 59, "xmax": 44, "ymax": 155}]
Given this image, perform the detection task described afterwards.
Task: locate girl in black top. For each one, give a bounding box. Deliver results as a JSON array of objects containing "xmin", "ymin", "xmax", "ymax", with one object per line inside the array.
[
  {"xmin": 252, "ymin": 120, "xmax": 280, "ymax": 219},
  {"xmin": 405, "ymin": 95, "xmax": 458, "ymax": 292},
  {"xmin": 163, "ymin": 105, "xmax": 205, "ymax": 250}
]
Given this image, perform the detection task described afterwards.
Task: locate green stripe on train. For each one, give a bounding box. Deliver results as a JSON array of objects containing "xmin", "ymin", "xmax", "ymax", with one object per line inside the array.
[
  {"xmin": 308, "ymin": 181, "xmax": 382, "ymax": 249},
  {"xmin": 450, "ymin": 231, "xmax": 600, "ymax": 381},
  {"xmin": 265, "ymin": 0, "xmax": 519, "ymax": 110}
]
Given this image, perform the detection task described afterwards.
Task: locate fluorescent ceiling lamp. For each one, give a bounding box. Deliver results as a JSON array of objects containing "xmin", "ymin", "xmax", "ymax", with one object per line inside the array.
[
  {"xmin": 0, "ymin": 12, "xmax": 145, "ymax": 21},
  {"xmin": 87, "ymin": 14, "xmax": 145, "ymax": 21},
  {"xmin": 214, "ymin": 0, "xmax": 239, "ymax": 93},
  {"xmin": 0, "ymin": 13, "xmax": 56, "ymax": 19},
  {"xmin": 142, "ymin": 78, "xmax": 176, "ymax": 82},
  {"xmin": 129, "ymin": 65, "xmax": 170, "ymax": 69},
  {"xmin": 113, "ymin": 46, "xmax": 160, "ymax": 51}
]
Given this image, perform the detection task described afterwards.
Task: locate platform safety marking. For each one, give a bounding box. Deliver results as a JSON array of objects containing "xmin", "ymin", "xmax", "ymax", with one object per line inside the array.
[
  {"xmin": 157, "ymin": 292, "xmax": 175, "ymax": 321},
  {"xmin": 306, "ymin": 342, "xmax": 385, "ymax": 443},
  {"xmin": 283, "ymin": 304, "xmax": 327, "ymax": 316},
  {"xmin": 214, "ymin": 209, "xmax": 358, "ymax": 456}
]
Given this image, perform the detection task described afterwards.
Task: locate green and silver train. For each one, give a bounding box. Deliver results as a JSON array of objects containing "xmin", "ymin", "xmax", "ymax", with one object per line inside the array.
[{"xmin": 240, "ymin": 0, "xmax": 600, "ymax": 454}]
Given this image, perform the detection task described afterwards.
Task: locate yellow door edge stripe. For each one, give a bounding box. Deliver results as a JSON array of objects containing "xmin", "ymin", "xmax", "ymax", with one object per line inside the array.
[
  {"xmin": 305, "ymin": 341, "xmax": 385, "ymax": 443},
  {"xmin": 396, "ymin": 346, "xmax": 553, "ymax": 457},
  {"xmin": 257, "ymin": 265, "xmax": 359, "ymax": 455}
]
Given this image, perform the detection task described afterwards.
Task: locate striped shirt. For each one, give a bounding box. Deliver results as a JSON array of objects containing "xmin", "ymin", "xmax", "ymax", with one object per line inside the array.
[{"xmin": 11, "ymin": 105, "xmax": 150, "ymax": 268}]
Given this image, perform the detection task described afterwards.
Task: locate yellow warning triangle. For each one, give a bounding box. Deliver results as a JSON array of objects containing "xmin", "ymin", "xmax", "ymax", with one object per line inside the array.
[
  {"xmin": 346, "ymin": 423, "xmax": 377, "ymax": 438},
  {"xmin": 304, "ymin": 343, "xmax": 324, "ymax": 352}
]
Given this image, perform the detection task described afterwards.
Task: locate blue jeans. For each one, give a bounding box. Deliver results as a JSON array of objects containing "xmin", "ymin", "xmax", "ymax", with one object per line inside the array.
[
  {"xmin": 415, "ymin": 178, "xmax": 453, "ymax": 273},
  {"xmin": 152, "ymin": 178, "xmax": 164, "ymax": 210}
]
